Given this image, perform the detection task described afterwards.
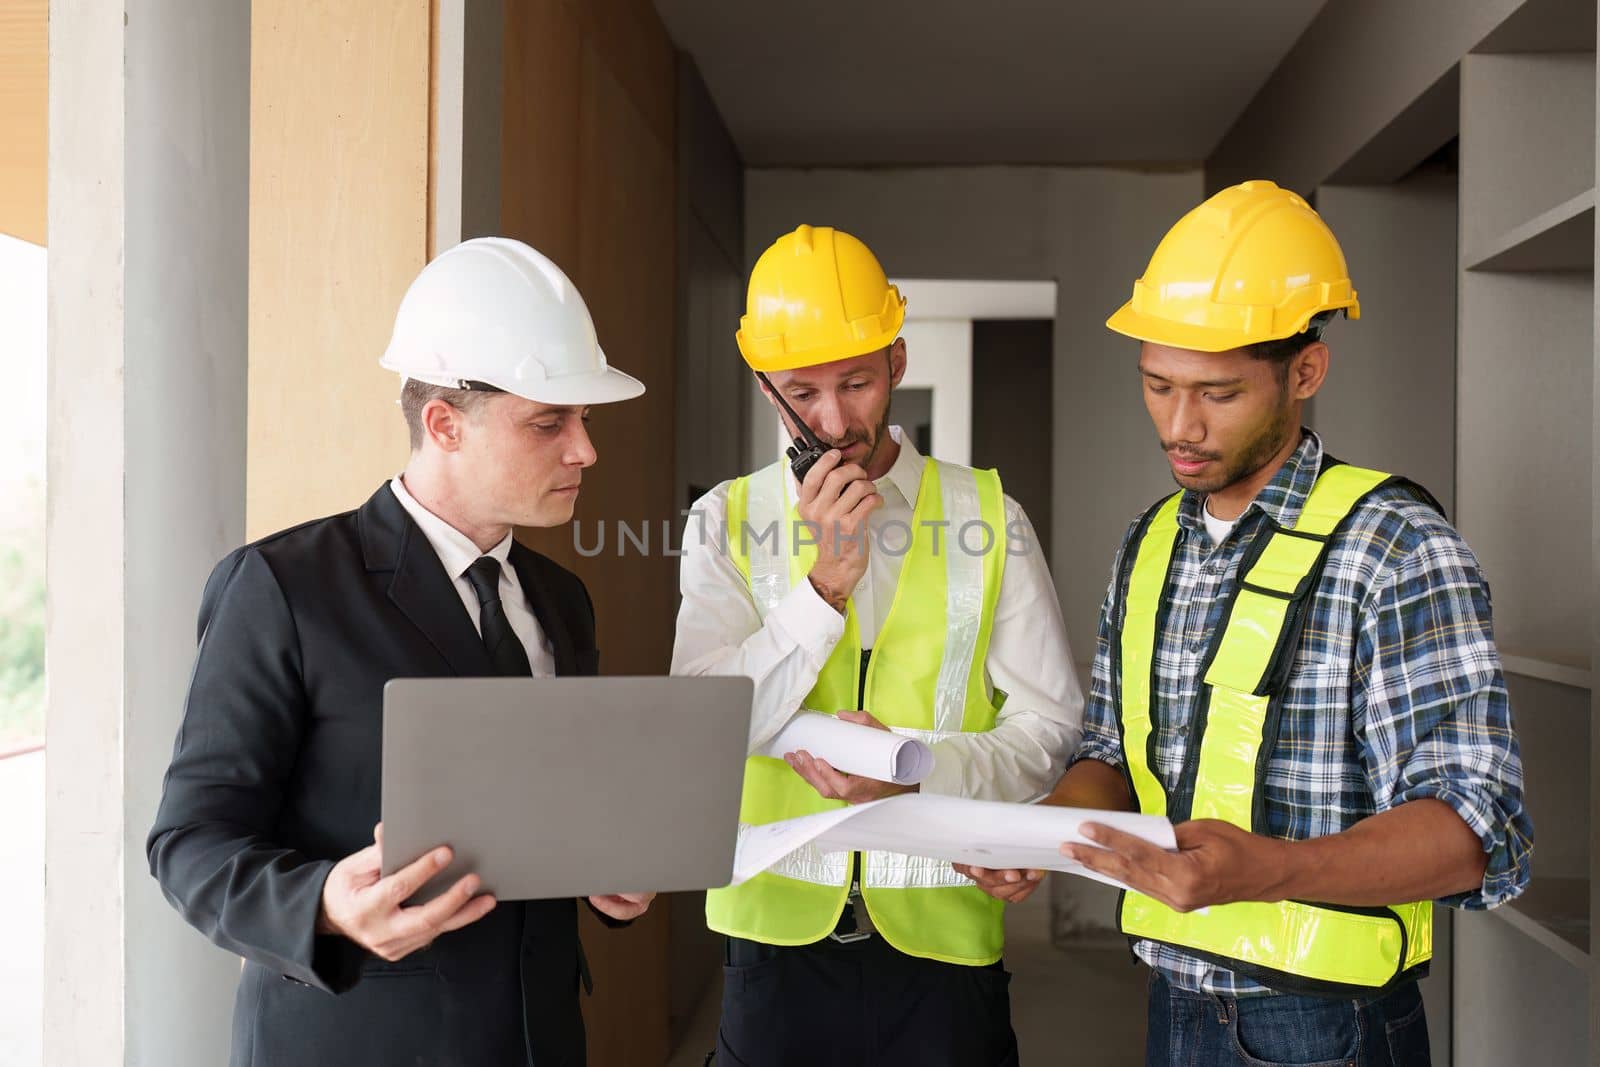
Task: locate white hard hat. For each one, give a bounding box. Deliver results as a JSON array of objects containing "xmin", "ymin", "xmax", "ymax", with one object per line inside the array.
[{"xmin": 379, "ymin": 237, "xmax": 645, "ymax": 405}]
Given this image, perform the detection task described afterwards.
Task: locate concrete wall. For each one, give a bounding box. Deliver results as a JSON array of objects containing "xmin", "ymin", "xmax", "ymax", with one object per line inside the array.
[
  {"xmin": 1315, "ymin": 173, "xmax": 1459, "ymax": 513},
  {"xmin": 46, "ymin": 1, "xmax": 250, "ymax": 1063},
  {"xmin": 1207, "ymin": 0, "xmax": 1521, "ymax": 194},
  {"xmin": 746, "ymin": 166, "xmax": 1204, "ymax": 673}
]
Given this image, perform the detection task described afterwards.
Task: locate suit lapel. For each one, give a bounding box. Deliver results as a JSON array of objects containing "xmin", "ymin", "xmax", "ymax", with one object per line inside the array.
[{"xmin": 360, "ymin": 484, "xmax": 495, "ymax": 677}]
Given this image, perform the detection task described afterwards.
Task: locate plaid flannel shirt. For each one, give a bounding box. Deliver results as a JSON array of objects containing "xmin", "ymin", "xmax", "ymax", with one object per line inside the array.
[{"xmin": 1075, "ymin": 430, "xmax": 1533, "ymax": 996}]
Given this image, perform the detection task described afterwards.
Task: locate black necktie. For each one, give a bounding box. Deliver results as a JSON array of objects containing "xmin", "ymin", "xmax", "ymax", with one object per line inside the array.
[{"xmin": 464, "ymin": 557, "xmax": 533, "ymax": 677}]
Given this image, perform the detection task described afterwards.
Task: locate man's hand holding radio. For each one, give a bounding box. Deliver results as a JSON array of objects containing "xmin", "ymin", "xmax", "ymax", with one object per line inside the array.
[{"xmin": 796, "ymin": 450, "xmax": 882, "ymax": 614}]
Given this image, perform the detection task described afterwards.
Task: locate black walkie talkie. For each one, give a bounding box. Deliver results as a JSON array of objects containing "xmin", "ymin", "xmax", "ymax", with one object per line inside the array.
[{"xmin": 756, "ymin": 371, "xmax": 830, "ymax": 483}]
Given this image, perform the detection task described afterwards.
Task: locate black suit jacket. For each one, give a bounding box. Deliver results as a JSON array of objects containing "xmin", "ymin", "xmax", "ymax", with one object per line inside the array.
[{"xmin": 149, "ymin": 484, "xmax": 602, "ymax": 1066}]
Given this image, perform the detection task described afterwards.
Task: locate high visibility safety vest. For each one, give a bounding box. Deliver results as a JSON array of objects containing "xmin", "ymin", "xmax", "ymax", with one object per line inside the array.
[
  {"xmin": 1114, "ymin": 462, "xmax": 1434, "ymax": 996},
  {"xmin": 705, "ymin": 457, "xmax": 1008, "ymax": 965}
]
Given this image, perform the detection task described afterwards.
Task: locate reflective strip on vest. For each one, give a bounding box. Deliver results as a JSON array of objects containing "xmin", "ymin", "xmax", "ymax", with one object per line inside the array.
[
  {"xmin": 728, "ymin": 462, "xmax": 791, "ymax": 613},
  {"xmin": 1116, "ymin": 463, "xmax": 1434, "ymax": 994},
  {"xmin": 932, "ymin": 468, "xmax": 986, "ymax": 736},
  {"xmin": 706, "ymin": 457, "xmax": 1008, "ymax": 963}
]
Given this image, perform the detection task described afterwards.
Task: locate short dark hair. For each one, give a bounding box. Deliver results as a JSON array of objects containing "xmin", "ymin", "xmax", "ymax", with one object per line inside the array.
[
  {"xmin": 1247, "ymin": 312, "xmax": 1335, "ymax": 380},
  {"xmin": 399, "ymin": 379, "xmax": 497, "ymax": 451}
]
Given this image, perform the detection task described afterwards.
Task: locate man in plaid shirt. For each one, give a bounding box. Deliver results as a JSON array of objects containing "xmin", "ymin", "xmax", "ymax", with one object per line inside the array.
[{"xmin": 959, "ymin": 181, "xmax": 1531, "ymax": 1066}]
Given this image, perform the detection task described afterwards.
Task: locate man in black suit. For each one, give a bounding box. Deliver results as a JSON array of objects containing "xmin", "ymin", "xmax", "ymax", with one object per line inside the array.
[{"xmin": 148, "ymin": 237, "xmax": 651, "ymax": 1066}]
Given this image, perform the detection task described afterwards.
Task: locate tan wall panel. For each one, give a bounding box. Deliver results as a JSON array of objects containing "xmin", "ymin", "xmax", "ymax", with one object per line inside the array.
[
  {"xmin": 570, "ymin": 45, "xmax": 676, "ymax": 673},
  {"xmin": 501, "ymin": 0, "xmax": 581, "ymax": 268},
  {"xmin": 571, "ymin": 49, "xmax": 676, "ymax": 1061},
  {"xmin": 247, "ymin": 0, "xmax": 431, "ymax": 538},
  {"xmin": 562, "ymin": 0, "xmax": 675, "ymax": 151},
  {"xmin": 500, "ymin": 3, "xmax": 678, "ymax": 1061},
  {"xmin": 578, "ymin": 903, "xmax": 672, "ymax": 1063},
  {"xmin": 0, "ymin": 0, "xmax": 47, "ymax": 245}
]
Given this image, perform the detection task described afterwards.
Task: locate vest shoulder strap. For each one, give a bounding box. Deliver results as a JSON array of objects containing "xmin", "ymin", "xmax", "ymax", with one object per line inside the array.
[
  {"xmin": 1313, "ymin": 455, "xmax": 1445, "ymax": 525},
  {"xmin": 1112, "ymin": 491, "xmax": 1182, "ymax": 634}
]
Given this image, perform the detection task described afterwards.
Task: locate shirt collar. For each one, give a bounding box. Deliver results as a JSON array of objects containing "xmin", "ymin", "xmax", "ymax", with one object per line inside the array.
[
  {"xmin": 877, "ymin": 425, "xmax": 926, "ymax": 508},
  {"xmin": 389, "ymin": 475, "xmax": 514, "ymax": 580},
  {"xmin": 1177, "ymin": 428, "xmax": 1324, "ymax": 534}
]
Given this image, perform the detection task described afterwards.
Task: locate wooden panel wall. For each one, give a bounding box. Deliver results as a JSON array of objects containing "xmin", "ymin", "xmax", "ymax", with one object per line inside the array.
[
  {"xmin": 500, "ymin": 2, "xmax": 679, "ymax": 1063},
  {"xmin": 0, "ymin": 0, "xmax": 47, "ymax": 245},
  {"xmin": 247, "ymin": 0, "xmax": 431, "ymax": 538}
]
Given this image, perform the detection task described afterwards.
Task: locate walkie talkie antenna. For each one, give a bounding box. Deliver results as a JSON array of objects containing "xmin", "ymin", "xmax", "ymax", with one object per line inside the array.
[
  {"xmin": 756, "ymin": 372, "xmax": 824, "ymax": 449},
  {"xmin": 756, "ymin": 371, "xmax": 830, "ymax": 483}
]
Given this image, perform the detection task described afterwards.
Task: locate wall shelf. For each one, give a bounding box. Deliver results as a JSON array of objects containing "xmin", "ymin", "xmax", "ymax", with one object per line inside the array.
[
  {"xmin": 1465, "ymin": 188, "xmax": 1594, "ymax": 272},
  {"xmin": 1459, "ymin": 53, "xmax": 1594, "ymax": 263},
  {"xmin": 1489, "ymin": 877, "xmax": 1590, "ymax": 971},
  {"xmin": 1502, "ymin": 654, "xmax": 1593, "ymax": 690},
  {"xmin": 1453, "ymin": 33, "xmax": 1596, "ymax": 1065}
]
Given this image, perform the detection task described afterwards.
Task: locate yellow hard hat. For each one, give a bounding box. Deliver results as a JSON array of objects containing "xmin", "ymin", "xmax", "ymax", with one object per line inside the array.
[
  {"xmin": 1107, "ymin": 180, "xmax": 1359, "ymax": 353},
  {"xmin": 737, "ymin": 225, "xmax": 906, "ymax": 372}
]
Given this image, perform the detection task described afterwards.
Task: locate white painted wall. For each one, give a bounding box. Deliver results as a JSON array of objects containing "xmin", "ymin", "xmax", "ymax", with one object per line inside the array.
[
  {"xmin": 47, "ymin": 1, "xmax": 249, "ymax": 1064},
  {"xmin": 896, "ymin": 278, "xmax": 1057, "ymax": 321},
  {"xmin": 894, "ymin": 318, "xmax": 972, "ymax": 465}
]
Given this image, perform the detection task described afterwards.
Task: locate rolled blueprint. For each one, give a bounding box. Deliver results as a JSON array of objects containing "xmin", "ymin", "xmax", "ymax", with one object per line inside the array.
[{"xmin": 761, "ymin": 711, "xmax": 935, "ymax": 786}]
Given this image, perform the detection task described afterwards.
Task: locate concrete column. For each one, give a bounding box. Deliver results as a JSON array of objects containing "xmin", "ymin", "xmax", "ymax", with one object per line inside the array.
[{"xmin": 45, "ymin": 1, "xmax": 249, "ymax": 1063}]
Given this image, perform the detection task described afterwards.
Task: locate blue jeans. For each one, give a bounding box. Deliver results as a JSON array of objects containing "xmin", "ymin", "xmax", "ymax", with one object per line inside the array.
[{"xmin": 1146, "ymin": 971, "xmax": 1431, "ymax": 1066}]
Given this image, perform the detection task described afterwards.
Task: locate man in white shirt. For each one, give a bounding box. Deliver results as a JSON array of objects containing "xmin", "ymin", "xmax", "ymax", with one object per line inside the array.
[{"xmin": 673, "ymin": 225, "xmax": 1083, "ymax": 1066}]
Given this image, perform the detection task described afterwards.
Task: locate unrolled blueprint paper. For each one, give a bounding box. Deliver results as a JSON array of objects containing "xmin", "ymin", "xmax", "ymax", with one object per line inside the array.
[
  {"xmin": 732, "ymin": 793, "xmax": 1176, "ymax": 891},
  {"xmin": 760, "ymin": 711, "xmax": 935, "ymax": 785}
]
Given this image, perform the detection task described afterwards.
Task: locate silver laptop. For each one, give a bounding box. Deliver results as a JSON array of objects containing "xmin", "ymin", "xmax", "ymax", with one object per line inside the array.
[{"xmin": 381, "ymin": 675, "xmax": 753, "ymax": 903}]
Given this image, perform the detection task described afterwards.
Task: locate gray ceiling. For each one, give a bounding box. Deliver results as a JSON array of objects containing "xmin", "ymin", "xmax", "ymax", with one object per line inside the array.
[{"xmin": 655, "ymin": 0, "xmax": 1327, "ymax": 168}]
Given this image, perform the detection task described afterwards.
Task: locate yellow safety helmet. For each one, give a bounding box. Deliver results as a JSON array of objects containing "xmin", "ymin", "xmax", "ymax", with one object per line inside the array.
[
  {"xmin": 1107, "ymin": 180, "xmax": 1359, "ymax": 353},
  {"xmin": 737, "ymin": 225, "xmax": 906, "ymax": 372}
]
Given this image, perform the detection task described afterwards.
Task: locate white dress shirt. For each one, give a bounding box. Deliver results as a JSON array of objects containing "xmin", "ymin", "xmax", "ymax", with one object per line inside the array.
[
  {"xmin": 671, "ymin": 427, "xmax": 1084, "ymax": 801},
  {"xmin": 390, "ymin": 476, "xmax": 556, "ymax": 677}
]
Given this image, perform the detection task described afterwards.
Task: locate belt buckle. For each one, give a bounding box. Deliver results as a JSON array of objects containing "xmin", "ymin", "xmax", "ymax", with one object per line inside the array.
[{"xmin": 828, "ymin": 882, "xmax": 875, "ymax": 944}]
